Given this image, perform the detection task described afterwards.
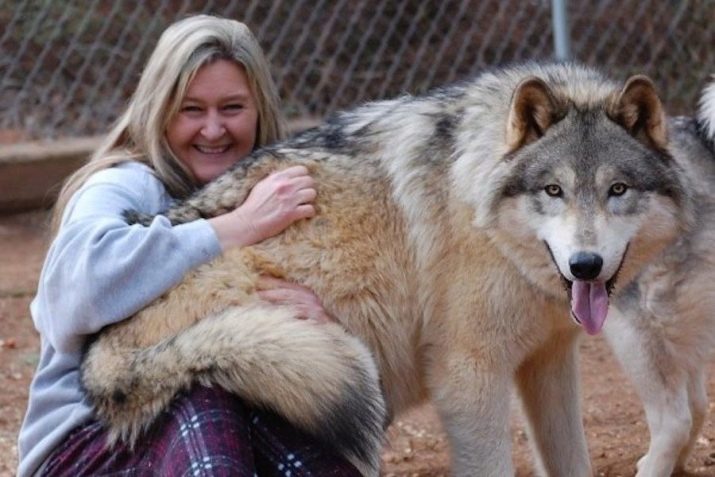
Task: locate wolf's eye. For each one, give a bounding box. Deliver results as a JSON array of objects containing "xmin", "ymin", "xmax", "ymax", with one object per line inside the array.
[
  {"xmin": 544, "ymin": 184, "xmax": 562, "ymax": 197},
  {"xmin": 609, "ymin": 183, "xmax": 628, "ymax": 196}
]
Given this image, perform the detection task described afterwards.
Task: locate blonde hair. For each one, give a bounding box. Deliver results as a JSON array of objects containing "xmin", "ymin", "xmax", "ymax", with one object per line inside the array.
[{"xmin": 50, "ymin": 14, "xmax": 285, "ymax": 235}]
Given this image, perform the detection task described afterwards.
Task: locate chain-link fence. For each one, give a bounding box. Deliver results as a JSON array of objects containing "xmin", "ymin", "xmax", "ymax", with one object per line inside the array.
[{"xmin": 1, "ymin": 0, "xmax": 713, "ymax": 141}]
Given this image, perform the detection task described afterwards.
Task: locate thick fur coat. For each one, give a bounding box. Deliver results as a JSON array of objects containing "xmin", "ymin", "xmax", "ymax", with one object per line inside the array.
[{"xmin": 81, "ymin": 63, "xmax": 689, "ymax": 476}]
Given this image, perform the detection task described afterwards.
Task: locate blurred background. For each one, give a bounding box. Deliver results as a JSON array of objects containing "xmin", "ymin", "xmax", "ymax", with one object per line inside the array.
[{"xmin": 1, "ymin": 0, "xmax": 713, "ymax": 142}]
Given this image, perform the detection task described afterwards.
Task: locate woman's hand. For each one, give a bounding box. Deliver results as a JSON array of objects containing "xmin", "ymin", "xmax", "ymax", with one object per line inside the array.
[
  {"xmin": 210, "ymin": 165, "xmax": 316, "ymax": 250},
  {"xmin": 256, "ymin": 276, "xmax": 334, "ymax": 324}
]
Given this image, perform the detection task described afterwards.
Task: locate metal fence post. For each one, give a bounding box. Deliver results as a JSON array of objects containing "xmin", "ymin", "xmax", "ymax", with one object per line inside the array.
[{"xmin": 552, "ymin": 0, "xmax": 572, "ymax": 61}]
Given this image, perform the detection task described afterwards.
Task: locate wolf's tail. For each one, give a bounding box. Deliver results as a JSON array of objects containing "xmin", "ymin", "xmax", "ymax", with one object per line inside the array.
[
  {"xmin": 697, "ymin": 76, "xmax": 715, "ymax": 147},
  {"xmin": 81, "ymin": 305, "xmax": 386, "ymax": 476}
]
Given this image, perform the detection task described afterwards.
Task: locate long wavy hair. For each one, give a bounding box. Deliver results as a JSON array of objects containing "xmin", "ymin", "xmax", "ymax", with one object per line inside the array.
[{"xmin": 50, "ymin": 14, "xmax": 285, "ymax": 235}]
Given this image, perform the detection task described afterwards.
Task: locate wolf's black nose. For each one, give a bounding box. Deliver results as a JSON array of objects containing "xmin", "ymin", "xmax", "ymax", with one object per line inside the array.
[{"xmin": 569, "ymin": 252, "xmax": 603, "ymax": 280}]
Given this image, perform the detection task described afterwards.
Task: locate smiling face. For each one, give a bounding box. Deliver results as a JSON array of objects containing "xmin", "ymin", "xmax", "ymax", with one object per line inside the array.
[{"xmin": 166, "ymin": 59, "xmax": 259, "ymax": 184}]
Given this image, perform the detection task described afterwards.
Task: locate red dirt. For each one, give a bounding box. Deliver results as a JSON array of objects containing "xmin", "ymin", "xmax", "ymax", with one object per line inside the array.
[{"xmin": 1, "ymin": 211, "xmax": 714, "ymax": 477}]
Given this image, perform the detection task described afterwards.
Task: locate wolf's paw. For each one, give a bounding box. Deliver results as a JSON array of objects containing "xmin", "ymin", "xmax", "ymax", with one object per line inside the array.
[
  {"xmin": 636, "ymin": 452, "xmax": 677, "ymax": 477},
  {"xmin": 636, "ymin": 454, "xmax": 655, "ymax": 477}
]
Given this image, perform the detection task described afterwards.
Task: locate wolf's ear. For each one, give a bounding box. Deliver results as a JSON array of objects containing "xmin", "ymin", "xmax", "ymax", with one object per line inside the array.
[
  {"xmin": 609, "ymin": 75, "xmax": 668, "ymax": 151},
  {"xmin": 506, "ymin": 77, "xmax": 564, "ymax": 152}
]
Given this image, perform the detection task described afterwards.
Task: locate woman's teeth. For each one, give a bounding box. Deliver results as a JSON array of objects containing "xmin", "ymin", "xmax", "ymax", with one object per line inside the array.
[{"xmin": 195, "ymin": 145, "xmax": 230, "ymax": 154}]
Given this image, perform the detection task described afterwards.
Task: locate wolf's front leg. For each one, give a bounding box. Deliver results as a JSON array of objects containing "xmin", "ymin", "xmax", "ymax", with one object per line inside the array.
[
  {"xmin": 515, "ymin": 329, "xmax": 591, "ymax": 477},
  {"xmin": 634, "ymin": 374, "xmax": 692, "ymax": 477},
  {"xmin": 678, "ymin": 368, "xmax": 708, "ymax": 471},
  {"xmin": 429, "ymin": 353, "xmax": 514, "ymax": 477},
  {"xmin": 604, "ymin": 312, "xmax": 693, "ymax": 477}
]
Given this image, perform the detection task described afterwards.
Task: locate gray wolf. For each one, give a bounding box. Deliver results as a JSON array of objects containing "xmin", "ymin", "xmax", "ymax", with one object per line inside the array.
[
  {"xmin": 605, "ymin": 77, "xmax": 715, "ymax": 477},
  {"xmin": 81, "ymin": 63, "xmax": 688, "ymax": 476}
]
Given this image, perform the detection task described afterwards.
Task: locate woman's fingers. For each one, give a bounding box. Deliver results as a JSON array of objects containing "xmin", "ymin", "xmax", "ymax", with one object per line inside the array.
[
  {"xmin": 279, "ymin": 165, "xmax": 310, "ymax": 178},
  {"xmin": 295, "ymin": 188, "xmax": 317, "ymax": 205},
  {"xmin": 288, "ymin": 174, "xmax": 316, "ymax": 190},
  {"xmin": 256, "ymin": 277, "xmax": 334, "ymax": 323}
]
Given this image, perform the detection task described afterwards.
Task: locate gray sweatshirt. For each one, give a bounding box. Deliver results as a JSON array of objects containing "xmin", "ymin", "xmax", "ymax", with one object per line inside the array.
[{"xmin": 17, "ymin": 161, "xmax": 222, "ymax": 476}]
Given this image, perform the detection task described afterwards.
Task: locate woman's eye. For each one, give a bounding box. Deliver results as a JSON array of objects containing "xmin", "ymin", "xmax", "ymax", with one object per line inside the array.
[
  {"xmin": 224, "ymin": 104, "xmax": 244, "ymax": 111},
  {"xmin": 544, "ymin": 184, "xmax": 562, "ymax": 197},
  {"xmin": 181, "ymin": 105, "xmax": 202, "ymax": 113},
  {"xmin": 609, "ymin": 182, "xmax": 628, "ymax": 196}
]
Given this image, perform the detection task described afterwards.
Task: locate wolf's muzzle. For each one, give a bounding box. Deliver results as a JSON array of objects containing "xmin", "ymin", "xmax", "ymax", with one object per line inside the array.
[{"xmin": 569, "ymin": 252, "xmax": 603, "ymax": 281}]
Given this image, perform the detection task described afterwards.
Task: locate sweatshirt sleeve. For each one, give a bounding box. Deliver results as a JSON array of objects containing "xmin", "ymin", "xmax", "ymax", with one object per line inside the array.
[{"xmin": 32, "ymin": 163, "xmax": 223, "ymax": 353}]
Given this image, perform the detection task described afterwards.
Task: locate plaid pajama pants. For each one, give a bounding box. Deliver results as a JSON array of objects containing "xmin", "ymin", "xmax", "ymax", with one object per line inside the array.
[{"xmin": 40, "ymin": 385, "xmax": 361, "ymax": 476}]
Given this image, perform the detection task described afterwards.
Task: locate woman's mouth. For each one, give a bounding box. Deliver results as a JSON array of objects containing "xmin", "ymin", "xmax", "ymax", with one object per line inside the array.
[{"xmin": 194, "ymin": 144, "xmax": 231, "ymax": 154}]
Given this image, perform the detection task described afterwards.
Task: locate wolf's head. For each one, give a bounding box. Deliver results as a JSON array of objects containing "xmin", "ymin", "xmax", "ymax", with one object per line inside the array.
[{"xmin": 483, "ymin": 73, "xmax": 691, "ymax": 335}]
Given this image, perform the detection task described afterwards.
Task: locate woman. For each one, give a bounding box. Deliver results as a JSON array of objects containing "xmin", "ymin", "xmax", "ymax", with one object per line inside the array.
[{"xmin": 18, "ymin": 14, "xmax": 360, "ymax": 477}]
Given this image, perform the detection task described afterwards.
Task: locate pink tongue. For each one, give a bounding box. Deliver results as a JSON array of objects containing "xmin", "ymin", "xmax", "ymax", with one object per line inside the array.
[{"xmin": 571, "ymin": 281, "xmax": 609, "ymax": 335}]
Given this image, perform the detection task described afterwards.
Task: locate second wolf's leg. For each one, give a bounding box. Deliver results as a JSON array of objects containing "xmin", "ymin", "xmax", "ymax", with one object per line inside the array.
[
  {"xmin": 604, "ymin": 314, "xmax": 690, "ymax": 477},
  {"xmin": 674, "ymin": 368, "xmax": 708, "ymax": 472},
  {"xmin": 429, "ymin": 353, "xmax": 515, "ymax": 477},
  {"xmin": 635, "ymin": 378, "xmax": 691, "ymax": 477},
  {"xmin": 515, "ymin": 329, "xmax": 591, "ymax": 477}
]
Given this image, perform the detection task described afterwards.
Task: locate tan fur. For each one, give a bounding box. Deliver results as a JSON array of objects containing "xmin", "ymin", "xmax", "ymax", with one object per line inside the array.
[{"xmin": 82, "ymin": 63, "xmax": 688, "ymax": 476}]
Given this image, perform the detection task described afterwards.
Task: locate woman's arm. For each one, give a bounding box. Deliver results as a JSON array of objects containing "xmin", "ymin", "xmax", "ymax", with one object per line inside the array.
[{"xmin": 34, "ymin": 164, "xmax": 222, "ymax": 353}]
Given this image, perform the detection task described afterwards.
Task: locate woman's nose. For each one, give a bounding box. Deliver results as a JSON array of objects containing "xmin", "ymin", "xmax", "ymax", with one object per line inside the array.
[{"xmin": 201, "ymin": 112, "xmax": 226, "ymax": 140}]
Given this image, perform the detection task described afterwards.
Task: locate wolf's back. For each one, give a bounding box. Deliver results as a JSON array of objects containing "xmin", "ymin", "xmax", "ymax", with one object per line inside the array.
[{"xmin": 81, "ymin": 305, "xmax": 386, "ymax": 476}]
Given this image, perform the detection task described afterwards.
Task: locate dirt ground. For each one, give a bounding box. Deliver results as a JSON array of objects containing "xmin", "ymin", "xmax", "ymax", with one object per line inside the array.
[{"xmin": 1, "ymin": 210, "xmax": 714, "ymax": 477}]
